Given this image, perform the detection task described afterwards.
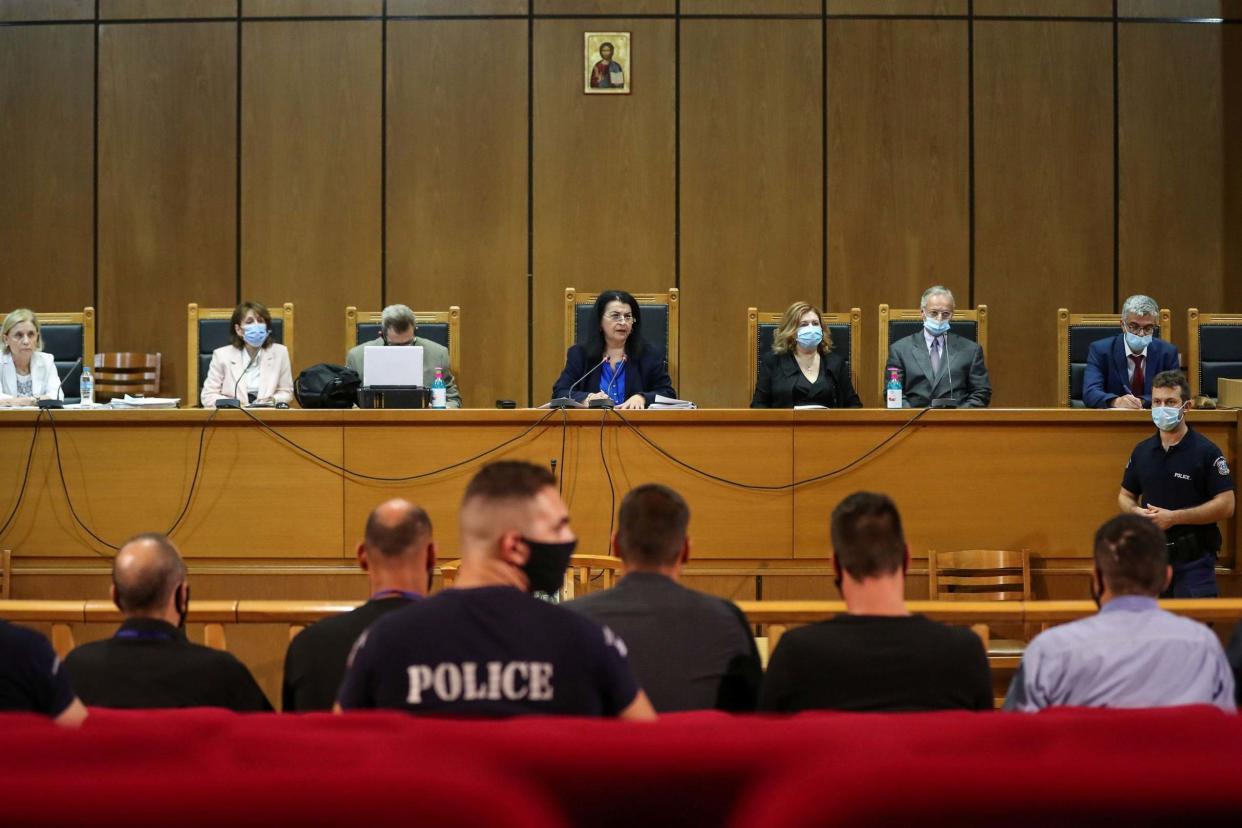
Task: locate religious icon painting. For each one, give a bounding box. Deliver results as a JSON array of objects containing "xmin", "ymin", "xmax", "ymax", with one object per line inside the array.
[{"xmin": 585, "ymin": 32, "xmax": 630, "ymax": 95}]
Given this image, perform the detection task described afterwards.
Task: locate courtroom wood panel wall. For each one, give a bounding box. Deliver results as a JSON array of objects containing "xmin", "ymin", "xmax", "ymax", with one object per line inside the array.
[
  {"xmin": 97, "ymin": 22, "xmax": 238, "ymax": 404},
  {"xmin": 1119, "ymin": 24, "xmax": 1242, "ymax": 360},
  {"xmin": 241, "ymin": 20, "xmax": 382, "ymax": 372},
  {"xmin": 386, "ymin": 19, "xmax": 529, "ymax": 408},
  {"xmin": 680, "ymin": 19, "xmax": 824, "ymax": 408},
  {"xmin": 0, "ymin": 24, "xmax": 94, "ymax": 311},
  {"xmin": 827, "ymin": 19, "xmax": 969, "ymax": 405},
  {"xmin": 0, "ymin": 2, "xmax": 1239, "ymax": 408},
  {"xmin": 532, "ymin": 17, "xmax": 676, "ymax": 404},
  {"xmin": 973, "ymin": 20, "xmax": 1114, "ymax": 408}
]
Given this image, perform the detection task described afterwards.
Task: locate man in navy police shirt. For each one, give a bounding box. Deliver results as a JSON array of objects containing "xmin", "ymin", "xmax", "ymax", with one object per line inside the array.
[
  {"xmin": 0, "ymin": 620, "xmax": 88, "ymax": 726},
  {"xmin": 337, "ymin": 461, "xmax": 657, "ymax": 720},
  {"xmin": 1119, "ymin": 370, "xmax": 1235, "ymax": 597}
]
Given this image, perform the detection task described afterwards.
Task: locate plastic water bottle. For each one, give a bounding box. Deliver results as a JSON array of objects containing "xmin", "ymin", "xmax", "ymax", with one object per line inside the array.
[
  {"xmin": 79, "ymin": 367, "xmax": 94, "ymax": 407},
  {"xmin": 430, "ymin": 367, "xmax": 447, "ymax": 410},
  {"xmin": 885, "ymin": 368, "xmax": 902, "ymax": 409}
]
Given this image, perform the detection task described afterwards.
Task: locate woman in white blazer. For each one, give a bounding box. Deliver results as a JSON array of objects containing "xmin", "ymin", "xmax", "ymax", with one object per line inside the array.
[
  {"xmin": 0, "ymin": 309, "xmax": 63, "ymax": 405},
  {"xmin": 200, "ymin": 301, "xmax": 294, "ymax": 407}
]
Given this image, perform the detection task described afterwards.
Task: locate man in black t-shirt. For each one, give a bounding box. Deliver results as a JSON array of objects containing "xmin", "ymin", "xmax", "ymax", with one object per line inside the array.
[
  {"xmin": 0, "ymin": 620, "xmax": 87, "ymax": 726},
  {"xmin": 338, "ymin": 461, "xmax": 657, "ymax": 719},
  {"xmin": 567, "ymin": 484, "xmax": 761, "ymax": 712},
  {"xmin": 759, "ymin": 492, "xmax": 992, "ymax": 712},
  {"xmin": 283, "ymin": 498, "xmax": 436, "ymax": 712},
  {"xmin": 1119, "ymin": 370, "xmax": 1235, "ymax": 598},
  {"xmin": 64, "ymin": 533, "xmax": 272, "ymax": 712}
]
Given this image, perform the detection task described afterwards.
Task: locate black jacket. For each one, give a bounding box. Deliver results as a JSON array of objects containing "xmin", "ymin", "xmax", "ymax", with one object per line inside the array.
[
  {"xmin": 64, "ymin": 618, "xmax": 272, "ymax": 711},
  {"xmin": 751, "ymin": 350, "xmax": 862, "ymax": 409},
  {"xmin": 552, "ymin": 342, "xmax": 676, "ymax": 406}
]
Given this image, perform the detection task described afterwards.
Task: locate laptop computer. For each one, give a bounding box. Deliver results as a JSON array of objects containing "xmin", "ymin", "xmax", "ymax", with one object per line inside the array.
[{"xmin": 363, "ymin": 346, "xmax": 424, "ymax": 387}]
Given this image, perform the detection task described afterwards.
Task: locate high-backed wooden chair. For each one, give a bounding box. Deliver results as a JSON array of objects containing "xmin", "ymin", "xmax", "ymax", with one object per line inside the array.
[
  {"xmin": 929, "ymin": 549, "xmax": 1031, "ymax": 664},
  {"xmin": 877, "ymin": 304, "xmax": 987, "ymax": 400},
  {"xmin": 186, "ymin": 303, "xmax": 294, "ymax": 406},
  {"xmin": 344, "ymin": 306, "xmax": 461, "ymax": 379},
  {"xmin": 92, "ymin": 353, "xmax": 161, "ymax": 402},
  {"xmin": 1187, "ymin": 309, "xmax": 1242, "ymax": 400},
  {"xmin": 747, "ymin": 307, "xmax": 861, "ymax": 402},
  {"xmin": 439, "ymin": 554, "xmax": 620, "ymax": 601},
  {"xmin": 1, "ymin": 307, "xmax": 95, "ymax": 398},
  {"xmin": 1056, "ymin": 308, "xmax": 1172, "ymax": 407},
  {"xmin": 565, "ymin": 288, "xmax": 680, "ymax": 390}
]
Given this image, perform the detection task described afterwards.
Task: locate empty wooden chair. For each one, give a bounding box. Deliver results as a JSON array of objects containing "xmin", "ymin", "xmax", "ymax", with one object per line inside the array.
[
  {"xmin": 929, "ymin": 549, "xmax": 1031, "ymax": 666},
  {"xmin": 92, "ymin": 353, "xmax": 161, "ymax": 402}
]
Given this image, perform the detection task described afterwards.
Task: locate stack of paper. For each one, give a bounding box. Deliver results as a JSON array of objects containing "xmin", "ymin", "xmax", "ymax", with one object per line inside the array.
[
  {"xmin": 648, "ymin": 395, "xmax": 696, "ymax": 410},
  {"xmin": 111, "ymin": 395, "xmax": 181, "ymax": 410}
]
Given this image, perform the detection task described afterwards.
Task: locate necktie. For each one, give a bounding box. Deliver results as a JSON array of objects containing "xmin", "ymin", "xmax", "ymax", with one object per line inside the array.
[
  {"xmin": 1130, "ymin": 354, "xmax": 1145, "ymax": 396},
  {"xmin": 930, "ymin": 337, "xmax": 942, "ymax": 378}
]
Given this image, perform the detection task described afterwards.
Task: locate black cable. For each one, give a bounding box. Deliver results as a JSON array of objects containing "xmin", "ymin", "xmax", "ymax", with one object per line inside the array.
[
  {"xmin": 234, "ymin": 406, "xmax": 559, "ymax": 483},
  {"xmin": 557, "ymin": 408, "xmax": 568, "ymax": 496},
  {"xmin": 0, "ymin": 410, "xmax": 45, "ymax": 539},
  {"xmin": 607, "ymin": 407, "xmax": 933, "ymax": 491},
  {"xmin": 165, "ymin": 408, "xmax": 220, "ymax": 538},
  {"xmin": 599, "ymin": 409, "xmax": 616, "ymax": 555},
  {"xmin": 44, "ymin": 411, "xmax": 120, "ymax": 553}
]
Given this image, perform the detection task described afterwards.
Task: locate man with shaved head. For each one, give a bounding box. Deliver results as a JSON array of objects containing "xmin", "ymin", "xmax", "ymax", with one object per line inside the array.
[
  {"xmin": 338, "ymin": 460, "xmax": 657, "ymax": 719},
  {"xmin": 64, "ymin": 533, "xmax": 271, "ymax": 711},
  {"xmin": 283, "ymin": 498, "xmax": 436, "ymax": 711}
]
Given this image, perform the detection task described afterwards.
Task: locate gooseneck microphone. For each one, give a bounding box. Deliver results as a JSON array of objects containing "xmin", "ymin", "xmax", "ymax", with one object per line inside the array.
[
  {"xmin": 36, "ymin": 357, "xmax": 83, "ymax": 410},
  {"xmin": 547, "ymin": 356, "xmax": 608, "ymax": 409},
  {"xmin": 215, "ymin": 347, "xmax": 262, "ymax": 409}
]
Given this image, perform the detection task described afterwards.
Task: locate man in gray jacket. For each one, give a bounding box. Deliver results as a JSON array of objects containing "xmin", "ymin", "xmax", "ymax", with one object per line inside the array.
[
  {"xmin": 346, "ymin": 304, "xmax": 461, "ymax": 407},
  {"xmin": 885, "ymin": 285, "xmax": 991, "ymax": 408}
]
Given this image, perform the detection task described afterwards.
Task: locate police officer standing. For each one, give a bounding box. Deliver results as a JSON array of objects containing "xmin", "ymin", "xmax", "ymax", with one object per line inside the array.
[{"xmin": 1119, "ymin": 370, "xmax": 1235, "ymax": 597}]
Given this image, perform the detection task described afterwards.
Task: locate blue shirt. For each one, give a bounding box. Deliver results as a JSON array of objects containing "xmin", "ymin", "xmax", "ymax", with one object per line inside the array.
[
  {"xmin": 600, "ymin": 359, "xmax": 627, "ymax": 405},
  {"xmin": 1004, "ymin": 596, "xmax": 1235, "ymax": 712}
]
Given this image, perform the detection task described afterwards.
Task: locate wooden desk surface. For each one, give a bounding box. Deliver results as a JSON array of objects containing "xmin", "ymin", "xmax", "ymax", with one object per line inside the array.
[{"xmin": 0, "ymin": 409, "xmax": 1236, "ymax": 568}]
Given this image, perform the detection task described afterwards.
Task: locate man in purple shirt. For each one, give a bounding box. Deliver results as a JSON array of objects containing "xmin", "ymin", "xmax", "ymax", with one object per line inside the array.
[{"xmin": 1005, "ymin": 514, "xmax": 1233, "ymax": 712}]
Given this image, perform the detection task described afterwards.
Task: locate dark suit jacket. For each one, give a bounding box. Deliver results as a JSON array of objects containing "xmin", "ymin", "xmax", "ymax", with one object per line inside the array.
[
  {"xmin": 750, "ymin": 350, "xmax": 862, "ymax": 409},
  {"xmin": 566, "ymin": 572, "xmax": 762, "ymax": 712},
  {"xmin": 552, "ymin": 343, "xmax": 676, "ymax": 405},
  {"xmin": 885, "ymin": 331, "xmax": 991, "ymax": 408},
  {"xmin": 1082, "ymin": 335, "xmax": 1180, "ymax": 409}
]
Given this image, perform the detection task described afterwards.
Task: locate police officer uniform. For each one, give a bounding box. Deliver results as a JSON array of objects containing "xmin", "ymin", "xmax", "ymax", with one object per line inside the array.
[
  {"xmin": 64, "ymin": 617, "xmax": 272, "ymax": 711},
  {"xmin": 1121, "ymin": 426, "xmax": 1234, "ymax": 597}
]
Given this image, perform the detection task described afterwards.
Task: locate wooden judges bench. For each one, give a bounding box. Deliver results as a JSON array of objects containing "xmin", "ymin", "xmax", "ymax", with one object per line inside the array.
[{"xmin": 1, "ymin": 409, "xmax": 1239, "ymax": 607}]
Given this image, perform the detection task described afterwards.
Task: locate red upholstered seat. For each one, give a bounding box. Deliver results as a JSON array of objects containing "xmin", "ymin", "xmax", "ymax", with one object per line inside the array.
[{"xmin": 2, "ymin": 707, "xmax": 1240, "ymax": 828}]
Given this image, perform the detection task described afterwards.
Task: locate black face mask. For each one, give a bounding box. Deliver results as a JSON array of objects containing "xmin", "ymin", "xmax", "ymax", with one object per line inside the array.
[
  {"xmin": 176, "ymin": 584, "xmax": 191, "ymax": 629},
  {"xmin": 519, "ymin": 537, "xmax": 577, "ymax": 595},
  {"xmin": 1089, "ymin": 568, "xmax": 1102, "ymax": 609}
]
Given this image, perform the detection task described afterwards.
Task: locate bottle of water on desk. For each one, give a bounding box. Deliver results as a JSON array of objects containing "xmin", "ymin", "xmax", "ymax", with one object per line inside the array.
[
  {"xmin": 885, "ymin": 368, "xmax": 902, "ymax": 409},
  {"xmin": 79, "ymin": 367, "xmax": 94, "ymax": 407},
  {"xmin": 430, "ymin": 367, "xmax": 447, "ymax": 410}
]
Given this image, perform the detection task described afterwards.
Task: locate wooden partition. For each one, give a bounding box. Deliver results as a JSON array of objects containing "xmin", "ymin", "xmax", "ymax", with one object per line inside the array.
[{"xmin": 1, "ymin": 2, "xmax": 1238, "ymax": 409}]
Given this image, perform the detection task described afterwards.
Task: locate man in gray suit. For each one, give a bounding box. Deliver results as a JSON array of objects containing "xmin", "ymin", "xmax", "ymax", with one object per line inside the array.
[
  {"xmin": 345, "ymin": 304, "xmax": 461, "ymax": 408},
  {"xmin": 885, "ymin": 286, "xmax": 991, "ymax": 408}
]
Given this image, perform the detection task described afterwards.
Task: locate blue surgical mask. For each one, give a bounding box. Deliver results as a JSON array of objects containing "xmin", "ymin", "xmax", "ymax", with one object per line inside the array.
[
  {"xmin": 1151, "ymin": 404, "xmax": 1184, "ymax": 432},
  {"xmin": 796, "ymin": 326, "xmax": 823, "ymax": 349},
  {"xmin": 1124, "ymin": 331, "xmax": 1152, "ymax": 353},
  {"xmin": 923, "ymin": 317, "xmax": 950, "ymax": 337},
  {"xmin": 242, "ymin": 322, "xmax": 268, "ymax": 348}
]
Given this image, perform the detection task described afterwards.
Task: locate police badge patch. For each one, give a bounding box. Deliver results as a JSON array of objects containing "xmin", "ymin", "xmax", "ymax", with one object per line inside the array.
[{"xmin": 1215, "ymin": 456, "xmax": 1230, "ymax": 477}]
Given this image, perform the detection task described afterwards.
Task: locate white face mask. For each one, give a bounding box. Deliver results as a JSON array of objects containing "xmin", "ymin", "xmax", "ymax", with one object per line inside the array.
[{"xmin": 1151, "ymin": 403, "xmax": 1185, "ymax": 432}]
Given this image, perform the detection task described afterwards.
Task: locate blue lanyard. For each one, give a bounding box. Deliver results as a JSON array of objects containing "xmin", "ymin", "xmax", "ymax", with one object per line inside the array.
[
  {"xmin": 114, "ymin": 629, "xmax": 175, "ymax": 641},
  {"xmin": 371, "ymin": 589, "xmax": 420, "ymax": 602}
]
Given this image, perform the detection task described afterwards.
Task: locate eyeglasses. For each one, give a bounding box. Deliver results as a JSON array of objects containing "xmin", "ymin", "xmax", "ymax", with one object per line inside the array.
[
  {"xmin": 605, "ymin": 313, "xmax": 635, "ymax": 323},
  {"xmin": 924, "ymin": 310, "xmax": 952, "ymax": 321},
  {"xmin": 1124, "ymin": 322, "xmax": 1156, "ymax": 336}
]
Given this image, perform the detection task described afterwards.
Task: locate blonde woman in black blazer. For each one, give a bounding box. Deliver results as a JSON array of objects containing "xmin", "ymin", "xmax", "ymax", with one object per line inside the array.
[{"xmin": 751, "ymin": 301, "xmax": 862, "ymax": 409}]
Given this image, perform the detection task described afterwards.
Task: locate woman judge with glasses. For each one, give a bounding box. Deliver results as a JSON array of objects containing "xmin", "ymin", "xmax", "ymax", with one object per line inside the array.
[
  {"xmin": 551, "ymin": 290, "xmax": 675, "ymax": 409},
  {"xmin": 751, "ymin": 301, "xmax": 862, "ymax": 409}
]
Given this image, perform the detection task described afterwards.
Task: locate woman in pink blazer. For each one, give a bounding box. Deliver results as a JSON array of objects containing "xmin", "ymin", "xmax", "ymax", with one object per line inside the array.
[{"xmin": 200, "ymin": 301, "xmax": 294, "ymax": 407}]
